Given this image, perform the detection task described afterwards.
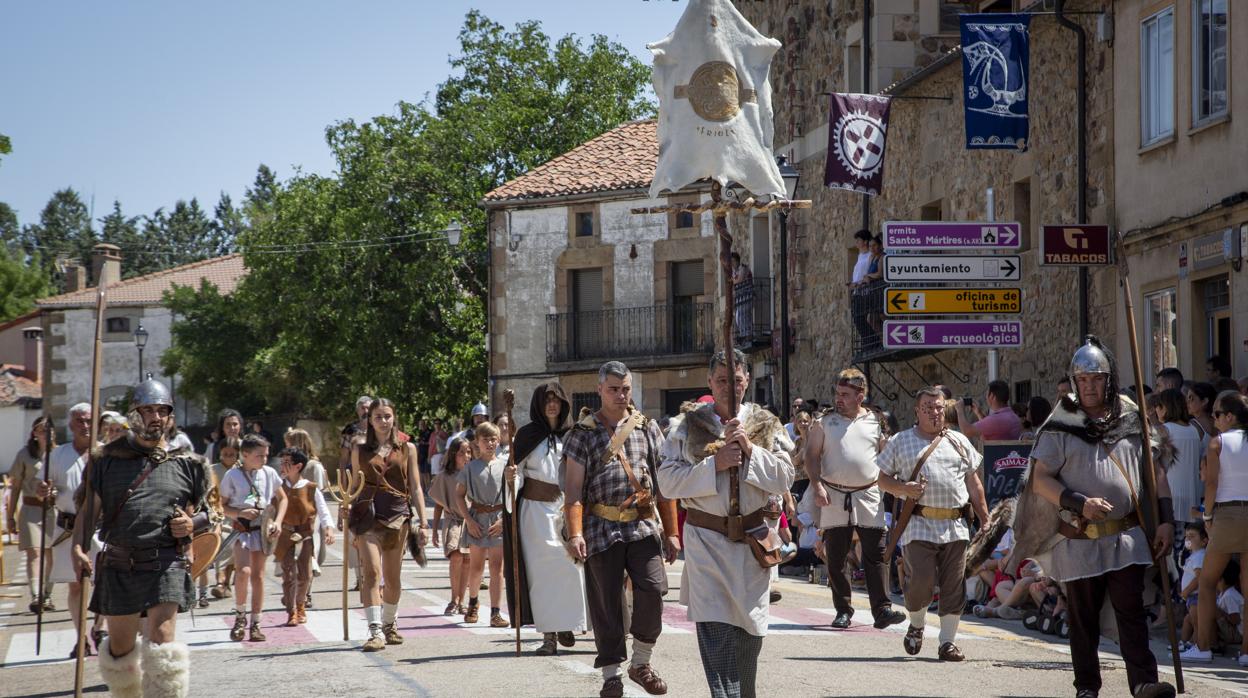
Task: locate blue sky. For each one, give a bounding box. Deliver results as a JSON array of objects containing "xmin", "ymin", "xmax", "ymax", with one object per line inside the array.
[{"xmin": 0, "ymin": 1, "xmax": 683, "ymax": 227}]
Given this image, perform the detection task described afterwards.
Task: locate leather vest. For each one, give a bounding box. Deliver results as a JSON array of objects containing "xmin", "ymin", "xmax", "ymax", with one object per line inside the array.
[
  {"xmin": 357, "ymin": 443, "xmax": 410, "ymax": 523},
  {"xmin": 283, "ymin": 483, "xmax": 318, "ymax": 527}
]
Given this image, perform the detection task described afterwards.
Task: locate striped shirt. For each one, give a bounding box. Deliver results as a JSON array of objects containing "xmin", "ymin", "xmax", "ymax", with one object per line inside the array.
[{"xmin": 877, "ymin": 428, "xmax": 981, "ymax": 545}]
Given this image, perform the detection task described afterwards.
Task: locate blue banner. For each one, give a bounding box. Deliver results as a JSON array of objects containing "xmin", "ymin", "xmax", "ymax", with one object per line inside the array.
[{"xmin": 960, "ymin": 14, "xmax": 1031, "ymax": 150}]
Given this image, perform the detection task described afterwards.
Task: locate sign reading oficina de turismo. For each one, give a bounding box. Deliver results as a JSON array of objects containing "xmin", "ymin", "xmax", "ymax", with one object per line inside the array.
[{"xmin": 885, "ymin": 288, "xmax": 1022, "ymax": 316}]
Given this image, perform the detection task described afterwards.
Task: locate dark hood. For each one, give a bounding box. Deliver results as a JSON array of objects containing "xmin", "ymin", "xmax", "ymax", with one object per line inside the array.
[{"xmin": 512, "ymin": 382, "xmax": 572, "ymax": 465}]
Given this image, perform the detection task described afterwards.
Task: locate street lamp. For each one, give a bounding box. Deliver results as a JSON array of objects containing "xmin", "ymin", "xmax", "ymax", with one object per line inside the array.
[
  {"xmin": 445, "ymin": 220, "xmax": 462, "ymax": 247},
  {"xmin": 776, "ymin": 155, "xmax": 799, "ymax": 422},
  {"xmin": 133, "ymin": 322, "xmax": 149, "ymax": 382}
]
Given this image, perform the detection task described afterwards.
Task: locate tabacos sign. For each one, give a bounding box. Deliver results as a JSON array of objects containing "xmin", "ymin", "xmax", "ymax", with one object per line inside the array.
[{"xmin": 1040, "ymin": 224, "xmax": 1112, "ymax": 266}]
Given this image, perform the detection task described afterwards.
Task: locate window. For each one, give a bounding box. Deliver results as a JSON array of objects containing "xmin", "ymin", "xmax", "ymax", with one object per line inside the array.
[
  {"xmin": 920, "ymin": 200, "xmax": 943, "ymax": 221},
  {"xmin": 1141, "ymin": 8, "xmax": 1175, "ymax": 144},
  {"xmin": 939, "ymin": 2, "xmax": 976, "ymax": 34},
  {"xmin": 1192, "ymin": 0, "xmax": 1229, "ymax": 123},
  {"xmin": 575, "ymin": 211, "xmax": 595, "ymax": 237},
  {"xmin": 1013, "ymin": 380, "xmax": 1032, "ymax": 406},
  {"xmin": 1145, "ymin": 288, "xmax": 1179, "ymax": 379},
  {"xmin": 846, "ymin": 40, "xmax": 863, "ymax": 93},
  {"xmin": 1012, "ymin": 179, "xmax": 1032, "ymax": 251},
  {"xmin": 106, "ymin": 317, "xmax": 131, "ymax": 333},
  {"xmin": 675, "ymin": 211, "xmax": 695, "ymax": 229},
  {"xmin": 572, "ymin": 392, "xmax": 601, "ymax": 416}
]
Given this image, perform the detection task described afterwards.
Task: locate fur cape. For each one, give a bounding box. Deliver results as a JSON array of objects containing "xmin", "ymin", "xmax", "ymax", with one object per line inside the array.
[{"xmin": 673, "ymin": 400, "xmax": 793, "ymax": 461}]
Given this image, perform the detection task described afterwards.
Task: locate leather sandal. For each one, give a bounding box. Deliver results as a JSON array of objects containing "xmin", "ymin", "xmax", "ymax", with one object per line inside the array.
[
  {"xmin": 904, "ymin": 625, "xmax": 924, "ymax": 656},
  {"xmin": 627, "ymin": 664, "xmax": 668, "ymax": 695},
  {"xmin": 938, "ymin": 641, "xmax": 964, "ymax": 662}
]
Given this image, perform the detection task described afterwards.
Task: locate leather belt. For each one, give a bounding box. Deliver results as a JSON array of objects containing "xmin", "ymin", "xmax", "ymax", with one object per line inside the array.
[
  {"xmin": 470, "ymin": 503, "xmax": 503, "ymax": 515},
  {"xmin": 282, "ymin": 522, "xmax": 313, "ymax": 535},
  {"xmin": 590, "ymin": 503, "xmax": 654, "ymax": 523},
  {"xmin": 684, "ymin": 507, "xmax": 766, "ymax": 543},
  {"xmin": 521, "ymin": 479, "xmax": 562, "ymax": 502},
  {"xmin": 23, "ymin": 496, "xmax": 46, "ymax": 507},
  {"xmin": 913, "ymin": 504, "xmax": 968, "ymax": 520},
  {"xmin": 1058, "ymin": 511, "xmax": 1141, "ymax": 540},
  {"xmin": 101, "ymin": 545, "xmax": 187, "ymax": 573}
]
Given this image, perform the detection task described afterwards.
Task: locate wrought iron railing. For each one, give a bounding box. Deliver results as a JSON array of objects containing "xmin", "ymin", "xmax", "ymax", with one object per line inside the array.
[
  {"xmin": 733, "ymin": 276, "xmax": 773, "ymax": 348},
  {"xmin": 547, "ymin": 302, "xmax": 716, "ymax": 364},
  {"xmin": 850, "ymin": 280, "xmax": 887, "ymax": 360}
]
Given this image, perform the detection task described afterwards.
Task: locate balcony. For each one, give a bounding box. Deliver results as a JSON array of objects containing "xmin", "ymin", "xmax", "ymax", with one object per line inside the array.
[
  {"xmin": 850, "ymin": 280, "xmax": 939, "ymax": 364},
  {"xmin": 547, "ymin": 302, "xmax": 715, "ymax": 367},
  {"xmin": 733, "ymin": 276, "xmax": 773, "ymax": 350}
]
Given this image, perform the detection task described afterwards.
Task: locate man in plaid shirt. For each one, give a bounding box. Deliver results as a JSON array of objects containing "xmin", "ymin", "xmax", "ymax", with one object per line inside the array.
[
  {"xmin": 878, "ymin": 385, "xmax": 988, "ymax": 662},
  {"xmin": 564, "ymin": 361, "xmax": 681, "ymax": 698}
]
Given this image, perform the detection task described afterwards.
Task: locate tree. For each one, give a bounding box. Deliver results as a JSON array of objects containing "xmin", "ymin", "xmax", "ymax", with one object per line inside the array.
[
  {"xmin": 168, "ymin": 12, "xmax": 655, "ymax": 423},
  {"xmin": 98, "ymin": 201, "xmax": 155, "ymax": 278},
  {"xmin": 0, "ymin": 202, "xmax": 19, "ymax": 253},
  {"xmin": 0, "ymin": 133, "xmax": 10, "ymax": 167},
  {"xmin": 20, "ymin": 188, "xmax": 96, "ymax": 287},
  {"xmin": 0, "ymin": 245, "xmax": 50, "ymax": 322}
]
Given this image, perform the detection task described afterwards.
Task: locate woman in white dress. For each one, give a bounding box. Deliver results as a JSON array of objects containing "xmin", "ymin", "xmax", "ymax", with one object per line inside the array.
[{"xmin": 503, "ymin": 382, "xmax": 587, "ymax": 655}]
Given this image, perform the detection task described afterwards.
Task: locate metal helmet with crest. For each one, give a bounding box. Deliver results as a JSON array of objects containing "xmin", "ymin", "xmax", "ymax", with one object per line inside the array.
[
  {"xmin": 132, "ymin": 375, "xmax": 173, "ymax": 409},
  {"xmin": 1068, "ymin": 335, "xmax": 1121, "ymax": 415}
]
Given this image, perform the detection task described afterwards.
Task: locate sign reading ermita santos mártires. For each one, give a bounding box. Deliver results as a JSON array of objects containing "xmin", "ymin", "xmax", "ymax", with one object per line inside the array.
[{"xmin": 1040, "ymin": 224, "xmax": 1112, "ymax": 265}]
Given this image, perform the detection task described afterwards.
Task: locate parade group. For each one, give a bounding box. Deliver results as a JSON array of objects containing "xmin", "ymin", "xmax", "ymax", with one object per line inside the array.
[{"xmin": 6, "ymin": 337, "xmax": 1248, "ymax": 698}]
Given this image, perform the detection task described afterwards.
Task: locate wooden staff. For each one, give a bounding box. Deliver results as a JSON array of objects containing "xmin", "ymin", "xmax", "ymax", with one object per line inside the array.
[
  {"xmin": 339, "ymin": 469, "xmax": 365, "ymax": 641},
  {"xmin": 35, "ymin": 419, "xmax": 52, "ymax": 654},
  {"xmin": 74, "ymin": 286, "xmax": 107, "ymax": 698},
  {"xmin": 502, "ymin": 389, "xmax": 521, "ymax": 656},
  {"xmin": 1115, "ymin": 232, "xmax": 1184, "ymax": 693},
  {"xmin": 711, "ymin": 182, "xmax": 739, "ymax": 416}
]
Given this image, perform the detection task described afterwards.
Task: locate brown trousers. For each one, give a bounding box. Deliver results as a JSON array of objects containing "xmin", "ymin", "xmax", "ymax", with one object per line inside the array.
[
  {"xmin": 901, "ymin": 539, "xmax": 968, "ymax": 617},
  {"xmin": 584, "ymin": 535, "xmax": 667, "ymax": 668},
  {"xmin": 280, "ymin": 538, "xmax": 315, "ymax": 612}
]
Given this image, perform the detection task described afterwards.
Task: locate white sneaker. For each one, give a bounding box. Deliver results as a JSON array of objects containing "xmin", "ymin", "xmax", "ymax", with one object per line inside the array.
[{"xmin": 1179, "ymin": 646, "xmax": 1212, "ymax": 663}]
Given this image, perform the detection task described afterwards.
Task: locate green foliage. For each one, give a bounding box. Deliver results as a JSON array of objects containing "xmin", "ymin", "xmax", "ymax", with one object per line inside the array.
[
  {"xmin": 0, "ymin": 133, "xmax": 10, "ymax": 167},
  {"xmin": 0, "ymin": 244, "xmax": 51, "ymax": 323},
  {"xmin": 20, "ymin": 188, "xmax": 96, "ymax": 281},
  {"xmin": 166, "ymin": 12, "xmax": 654, "ymax": 424}
]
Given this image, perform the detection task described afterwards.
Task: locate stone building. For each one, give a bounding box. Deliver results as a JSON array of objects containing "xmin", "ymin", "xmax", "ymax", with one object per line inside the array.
[
  {"xmin": 1112, "ymin": 0, "xmax": 1246, "ymax": 384},
  {"xmin": 483, "ymin": 120, "xmax": 787, "ymax": 422},
  {"xmin": 35, "ymin": 244, "xmax": 246, "ymax": 430},
  {"xmin": 729, "ymin": 0, "xmax": 1123, "ymax": 419}
]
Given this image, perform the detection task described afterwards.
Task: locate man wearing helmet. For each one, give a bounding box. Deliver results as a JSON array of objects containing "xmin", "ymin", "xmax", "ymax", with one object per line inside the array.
[
  {"xmin": 1011, "ymin": 336, "xmax": 1176, "ymax": 698},
  {"xmin": 71, "ymin": 377, "xmax": 210, "ymax": 698},
  {"xmin": 451, "ymin": 402, "xmax": 490, "ymax": 444}
]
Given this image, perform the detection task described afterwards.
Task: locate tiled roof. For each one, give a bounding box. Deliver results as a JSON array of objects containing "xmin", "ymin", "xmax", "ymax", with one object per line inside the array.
[
  {"xmin": 0, "ymin": 366, "xmax": 40, "ymax": 406},
  {"xmin": 0, "ymin": 310, "xmax": 40, "ymax": 334},
  {"xmin": 36, "ymin": 254, "xmax": 247, "ymax": 309},
  {"xmin": 483, "ymin": 120, "xmax": 658, "ymax": 204}
]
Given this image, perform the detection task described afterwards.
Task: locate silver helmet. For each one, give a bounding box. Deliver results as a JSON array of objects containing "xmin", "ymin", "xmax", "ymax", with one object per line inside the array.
[
  {"xmin": 1070, "ymin": 337, "xmax": 1112, "ymax": 376},
  {"xmin": 471, "ymin": 402, "xmax": 488, "ymax": 417},
  {"xmin": 132, "ymin": 376, "xmax": 173, "ymax": 409}
]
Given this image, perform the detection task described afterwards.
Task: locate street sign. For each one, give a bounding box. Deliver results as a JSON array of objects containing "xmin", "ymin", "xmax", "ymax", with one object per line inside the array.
[
  {"xmin": 882, "ymin": 320, "xmax": 1024, "ymax": 349},
  {"xmin": 884, "ymin": 288, "xmax": 1022, "ymax": 316},
  {"xmin": 884, "ymin": 221, "xmax": 1022, "ymax": 251},
  {"xmin": 1040, "ymin": 224, "xmax": 1112, "ymax": 265},
  {"xmin": 883, "ymin": 254, "xmax": 1020, "ymax": 282}
]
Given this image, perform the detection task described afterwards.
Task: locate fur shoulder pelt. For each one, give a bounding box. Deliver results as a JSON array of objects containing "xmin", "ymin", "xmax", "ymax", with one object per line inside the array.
[
  {"xmin": 1041, "ymin": 394, "xmax": 1141, "ymax": 446},
  {"xmin": 680, "ymin": 402, "xmax": 791, "ymax": 460},
  {"xmin": 965, "ymin": 498, "xmax": 1015, "ymax": 578}
]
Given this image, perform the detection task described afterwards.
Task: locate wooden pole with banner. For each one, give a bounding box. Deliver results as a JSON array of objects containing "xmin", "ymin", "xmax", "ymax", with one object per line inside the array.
[{"xmin": 1116, "ymin": 233, "xmax": 1185, "ymax": 693}]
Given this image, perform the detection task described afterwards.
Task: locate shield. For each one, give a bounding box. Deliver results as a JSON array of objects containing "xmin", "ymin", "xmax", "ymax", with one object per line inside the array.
[
  {"xmin": 189, "ymin": 528, "xmax": 222, "ymax": 579},
  {"xmin": 260, "ymin": 505, "xmax": 278, "ymax": 556},
  {"xmin": 210, "ymin": 529, "xmax": 240, "ymax": 568}
]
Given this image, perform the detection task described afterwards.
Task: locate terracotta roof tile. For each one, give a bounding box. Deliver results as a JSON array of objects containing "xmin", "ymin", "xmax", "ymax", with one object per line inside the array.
[
  {"xmin": 0, "ymin": 368, "xmax": 40, "ymax": 406},
  {"xmin": 483, "ymin": 120, "xmax": 658, "ymax": 203},
  {"xmin": 36, "ymin": 254, "xmax": 247, "ymax": 309}
]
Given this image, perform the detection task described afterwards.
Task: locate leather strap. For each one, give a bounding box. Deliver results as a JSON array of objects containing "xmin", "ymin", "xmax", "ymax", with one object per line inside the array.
[
  {"xmin": 685, "ymin": 507, "xmax": 766, "ymax": 540},
  {"xmin": 520, "ymin": 479, "xmax": 561, "ymax": 502},
  {"xmin": 906, "ymin": 432, "xmax": 946, "ymax": 485},
  {"xmin": 102, "ymin": 457, "xmax": 163, "ymax": 533},
  {"xmin": 469, "ymin": 503, "xmax": 504, "ymax": 515}
]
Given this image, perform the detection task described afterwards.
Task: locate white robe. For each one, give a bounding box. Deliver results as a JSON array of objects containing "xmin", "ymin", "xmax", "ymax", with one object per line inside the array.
[
  {"xmin": 658, "ymin": 403, "xmax": 794, "ymax": 636},
  {"xmin": 509, "ymin": 438, "xmax": 588, "ymax": 633}
]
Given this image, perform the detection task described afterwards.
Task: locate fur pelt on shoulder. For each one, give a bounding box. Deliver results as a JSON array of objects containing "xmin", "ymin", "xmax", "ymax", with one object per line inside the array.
[{"xmin": 674, "ymin": 401, "xmax": 792, "ymax": 460}]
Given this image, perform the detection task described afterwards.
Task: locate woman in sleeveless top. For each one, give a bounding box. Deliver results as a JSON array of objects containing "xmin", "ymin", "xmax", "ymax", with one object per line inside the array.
[
  {"xmin": 350, "ymin": 398, "xmax": 429, "ymax": 652},
  {"xmin": 1187, "ymin": 391, "xmax": 1248, "ymax": 664},
  {"xmin": 1150, "ymin": 389, "xmax": 1203, "ymax": 528},
  {"xmin": 5, "ymin": 417, "xmax": 56, "ymax": 613}
]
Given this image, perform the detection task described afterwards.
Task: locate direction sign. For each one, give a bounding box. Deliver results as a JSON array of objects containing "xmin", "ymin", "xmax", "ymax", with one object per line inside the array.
[
  {"xmin": 884, "ymin": 221, "xmax": 1023, "ymax": 251},
  {"xmin": 1040, "ymin": 224, "xmax": 1112, "ymax": 265},
  {"xmin": 882, "ymin": 320, "xmax": 1024, "ymax": 349},
  {"xmin": 884, "ymin": 255, "xmax": 1020, "ymax": 282},
  {"xmin": 885, "ymin": 288, "xmax": 1022, "ymax": 316}
]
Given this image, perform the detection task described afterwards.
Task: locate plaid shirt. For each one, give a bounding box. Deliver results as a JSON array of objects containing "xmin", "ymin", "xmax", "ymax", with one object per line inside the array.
[
  {"xmin": 877, "ymin": 428, "xmax": 981, "ymax": 545},
  {"xmin": 563, "ymin": 411, "xmax": 664, "ymax": 557}
]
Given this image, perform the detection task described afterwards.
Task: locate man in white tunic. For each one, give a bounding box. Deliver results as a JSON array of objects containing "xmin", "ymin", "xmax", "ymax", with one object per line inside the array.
[
  {"xmin": 45, "ymin": 402, "xmax": 101, "ymax": 657},
  {"xmin": 659, "ymin": 349, "xmax": 793, "ymax": 698},
  {"xmin": 806, "ymin": 368, "xmax": 906, "ymax": 630},
  {"xmin": 503, "ymin": 382, "xmax": 588, "ymax": 656}
]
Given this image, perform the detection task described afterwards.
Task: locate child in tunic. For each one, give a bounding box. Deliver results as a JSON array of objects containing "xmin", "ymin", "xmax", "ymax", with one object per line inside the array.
[
  {"xmin": 276, "ymin": 447, "xmax": 334, "ymax": 626},
  {"xmin": 218, "ymin": 434, "xmax": 287, "ymax": 641},
  {"xmin": 430, "ymin": 437, "xmax": 472, "ymax": 615},
  {"xmin": 455, "ymin": 422, "xmax": 508, "ymax": 627}
]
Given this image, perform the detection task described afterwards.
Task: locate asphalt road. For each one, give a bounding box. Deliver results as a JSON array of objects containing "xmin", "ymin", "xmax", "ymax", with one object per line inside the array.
[{"xmin": 2, "ymin": 535, "xmax": 1246, "ymax": 698}]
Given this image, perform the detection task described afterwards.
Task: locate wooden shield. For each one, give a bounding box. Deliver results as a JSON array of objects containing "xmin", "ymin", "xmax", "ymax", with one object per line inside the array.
[{"xmin": 190, "ymin": 529, "xmax": 222, "ymax": 578}]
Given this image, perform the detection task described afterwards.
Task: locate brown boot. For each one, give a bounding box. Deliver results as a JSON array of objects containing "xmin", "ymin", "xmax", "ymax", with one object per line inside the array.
[
  {"xmin": 296, "ymin": 602, "xmax": 307, "ymax": 625},
  {"xmin": 248, "ymin": 621, "xmax": 266, "ymax": 642},
  {"xmin": 627, "ymin": 664, "xmax": 668, "ymax": 695},
  {"xmin": 362, "ymin": 624, "xmax": 386, "ymax": 652},
  {"xmin": 284, "ymin": 610, "xmax": 298, "ymax": 627},
  {"xmin": 229, "ymin": 613, "xmax": 246, "ymax": 642},
  {"xmin": 489, "ymin": 612, "xmax": 508, "ymax": 628},
  {"xmin": 463, "ymin": 599, "xmax": 479, "ymax": 624},
  {"xmin": 382, "ymin": 622, "xmax": 404, "ymax": 645}
]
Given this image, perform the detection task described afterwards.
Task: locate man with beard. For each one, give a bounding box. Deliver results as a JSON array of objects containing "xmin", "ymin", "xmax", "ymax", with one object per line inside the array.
[
  {"xmin": 564, "ymin": 361, "xmax": 680, "ymax": 698},
  {"xmin": 72, "ymin": 378, "xmax": 210, "ymax": 697},
  {"xmin": 503, "ymin": 382, "xmax": 587, "ymax": 655},
  {"xmin": 659, "ymin": 349, "xmax": 794, "ymax": 698},
  {"xmin": 1010, "ymin": 336, "xmax": 1176, "ymax": 698},
  {"xmin": 806, "ymin": 368, "xmax": 906, "ymax": 630}
]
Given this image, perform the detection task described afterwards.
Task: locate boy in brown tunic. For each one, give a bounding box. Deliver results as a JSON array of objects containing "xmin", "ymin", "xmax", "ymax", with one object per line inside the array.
[{"xmin": 276, "ymin": 448, "xmax": 335, "ymax": 626}]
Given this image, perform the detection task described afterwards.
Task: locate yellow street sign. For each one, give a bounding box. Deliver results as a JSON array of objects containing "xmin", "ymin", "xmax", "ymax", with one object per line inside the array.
[{"xmin": 884, "ymin": 288, "xmax": 1022, "ymax": 316}]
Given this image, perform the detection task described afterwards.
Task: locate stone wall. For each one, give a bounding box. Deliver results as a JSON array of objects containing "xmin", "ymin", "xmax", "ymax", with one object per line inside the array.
[{"xmin": 733, "ymin": 0, "xmax": 1119, "ymax": 423}]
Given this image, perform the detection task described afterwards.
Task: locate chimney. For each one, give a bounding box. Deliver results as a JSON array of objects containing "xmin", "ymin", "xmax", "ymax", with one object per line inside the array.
[
  {"xmin": 92, "ymin": 243, "xmax": 122, "ymax": 288},
  {"xmin": 21, "ymin": 327, "xmax": 42, "ymax": 382},
  {"xmin": 63, "ymin": 263, "xmax": 87, "ymax": 292}
]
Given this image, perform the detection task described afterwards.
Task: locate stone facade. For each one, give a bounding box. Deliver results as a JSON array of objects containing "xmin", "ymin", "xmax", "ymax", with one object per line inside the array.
[{"xmin": 733, "ymin": 0, "xmax": 1119, "ymax": 419}]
